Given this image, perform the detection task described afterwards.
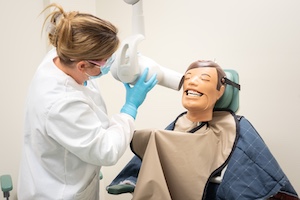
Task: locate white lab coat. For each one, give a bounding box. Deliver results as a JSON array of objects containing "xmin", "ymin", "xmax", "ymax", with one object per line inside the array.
[{"xmin": 18, "ymin": 49, "xmax": 135, "ymax": 200}]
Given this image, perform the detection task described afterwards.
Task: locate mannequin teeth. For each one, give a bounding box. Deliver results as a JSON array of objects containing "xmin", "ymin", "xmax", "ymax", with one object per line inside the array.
[{"xmin": 186, "ymin": 90, "xmax": 203, "ymax": 97}]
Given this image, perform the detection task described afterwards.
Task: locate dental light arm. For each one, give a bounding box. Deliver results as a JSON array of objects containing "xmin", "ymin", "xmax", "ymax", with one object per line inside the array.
[{"xmin": 110, "ymin": 0, "xmax": 183, "ymax": 91}]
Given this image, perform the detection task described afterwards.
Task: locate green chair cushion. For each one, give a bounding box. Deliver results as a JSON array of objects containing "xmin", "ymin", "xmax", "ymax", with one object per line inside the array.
[
  {"xmin": 214, "ymin": 69, "xmax": 239, "ymax": 112},
  {"xmin": 0, "ymin": 175, "xmax": 13, "ymax": 192},
  {"xmin": 107, "ymin": 184, "xmax": 135, "ymax": 194}
]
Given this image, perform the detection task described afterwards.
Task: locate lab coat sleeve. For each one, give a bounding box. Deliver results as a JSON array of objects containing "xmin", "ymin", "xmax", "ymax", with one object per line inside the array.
[{"xmin": 45, "ymin": 97, "xmax": 135, "ymax": 166}]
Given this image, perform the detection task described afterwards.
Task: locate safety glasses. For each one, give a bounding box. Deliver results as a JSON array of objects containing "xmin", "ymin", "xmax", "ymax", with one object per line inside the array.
[
  {"xmin": 87, "ymin": 60, "xmax": 106, "ymax": 69},
  {"xmin": 87, "ymin": 54, "xmax": 115, "ymax": 69}
]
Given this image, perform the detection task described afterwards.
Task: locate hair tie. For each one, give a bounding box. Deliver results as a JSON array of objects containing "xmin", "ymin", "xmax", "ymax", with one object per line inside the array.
[{"xmin": 46, "ymin": 22, "xmax": 56, "ymax": 35}]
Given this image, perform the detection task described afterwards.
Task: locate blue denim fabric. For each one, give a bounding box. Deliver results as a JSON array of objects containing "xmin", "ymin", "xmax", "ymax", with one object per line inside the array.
[
  {"xmin": 107, "ymin": 156, "xmax": 141, "ymax": 187},
  {"xmin": 215, "ymin": 116, "xmax": 298, "ymax": 199}
]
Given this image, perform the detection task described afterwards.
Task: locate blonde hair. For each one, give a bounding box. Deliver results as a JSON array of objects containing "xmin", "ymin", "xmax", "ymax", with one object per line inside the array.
[{"xmin": 42, "ymin": 3, "xmax": 119, "ymax": 65}]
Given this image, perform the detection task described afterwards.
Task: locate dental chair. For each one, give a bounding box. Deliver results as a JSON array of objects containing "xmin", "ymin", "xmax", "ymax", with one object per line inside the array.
[
  {"xmin": 0, "ymin": 171, "xmax": 102, "ymax": 200},
  {"xmin": 0, "ymin": 175, "xmax": 13, "ymax": 200},
  {"xmin": 107, "ymin": 69, "xmax": 240, "ymax": 195},
  {"xmin": 107, "ymin": 67, "xmax": 299, "ymax": 199}
]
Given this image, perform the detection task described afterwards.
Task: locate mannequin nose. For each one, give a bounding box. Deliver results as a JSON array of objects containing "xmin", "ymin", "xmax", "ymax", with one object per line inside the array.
[{"xmin": 189, "ymin": 76, "xmax": 200, "ymax": 85}]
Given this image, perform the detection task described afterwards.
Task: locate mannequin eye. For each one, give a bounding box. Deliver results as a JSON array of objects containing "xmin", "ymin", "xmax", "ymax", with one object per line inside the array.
[
  {"xmin": 200, "ymin": 74, "xmax": 211, "ymax": 81},
  {"xmin": 184, "ymin": 73, "xmax": 191, "ymax": 80}
]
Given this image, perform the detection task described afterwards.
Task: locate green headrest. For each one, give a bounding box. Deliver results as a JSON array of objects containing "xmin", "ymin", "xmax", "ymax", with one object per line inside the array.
[{"xmin": 214, "ymin": 69, "xmax": 240, "ymax": 113}]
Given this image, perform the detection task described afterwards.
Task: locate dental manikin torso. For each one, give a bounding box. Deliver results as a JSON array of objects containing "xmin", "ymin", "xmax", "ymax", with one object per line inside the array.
[{"xmin": 129, "ymin": 61, "xmax": 237, "ymax": 200}]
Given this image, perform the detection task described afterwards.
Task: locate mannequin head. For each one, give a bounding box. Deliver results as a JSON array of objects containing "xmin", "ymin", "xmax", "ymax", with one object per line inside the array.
[{"xmin": 181, "ymin": 60, "xmax": 226, "ymax": 122}]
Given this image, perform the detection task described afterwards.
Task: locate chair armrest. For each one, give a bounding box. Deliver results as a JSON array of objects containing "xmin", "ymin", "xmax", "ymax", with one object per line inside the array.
[
  {"xmin": 0, "ymin": 175, "xmax": 13, "ymax": 192},
  {"xmin": 107, "ymin": 184, "xmax": 135, "ymax": 195}
]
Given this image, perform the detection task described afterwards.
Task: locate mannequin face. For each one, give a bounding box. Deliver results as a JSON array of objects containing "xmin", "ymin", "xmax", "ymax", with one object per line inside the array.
[{"xmin": 182, "ymin": 67, "xmax": 224, "ymax": 118}]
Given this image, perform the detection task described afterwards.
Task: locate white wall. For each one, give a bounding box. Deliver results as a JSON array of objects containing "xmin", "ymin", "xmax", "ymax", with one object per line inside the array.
[
  {"xmin": 0, "ymin": 1, "xmax": 45, "ymax": 199},
  {"xmin": 0, "ymin": 0, "xmax": 299, "ymax": 200}
]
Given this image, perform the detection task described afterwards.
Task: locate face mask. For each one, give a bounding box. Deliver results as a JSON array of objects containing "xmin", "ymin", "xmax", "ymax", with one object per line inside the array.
[{"xmin": 83, "ymin": 54, "xmax": 115, "ymax": 86}]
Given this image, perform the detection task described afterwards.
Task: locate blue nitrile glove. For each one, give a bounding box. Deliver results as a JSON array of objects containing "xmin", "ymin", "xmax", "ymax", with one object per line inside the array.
[{"xmin": 121, "ymin": 68, "xmax": 157, "ymax": 119}]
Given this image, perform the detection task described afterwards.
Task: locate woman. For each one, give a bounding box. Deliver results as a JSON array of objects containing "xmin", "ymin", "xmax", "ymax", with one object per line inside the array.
[{"xmin": 17, "ymin": 3, "xmax": 157, "ymax": 200}]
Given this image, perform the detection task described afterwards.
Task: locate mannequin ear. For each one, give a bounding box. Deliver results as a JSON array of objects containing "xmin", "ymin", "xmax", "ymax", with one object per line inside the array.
[{"xmin": 217, "ymin": 85, "xmax": 225, "ymax": 100}]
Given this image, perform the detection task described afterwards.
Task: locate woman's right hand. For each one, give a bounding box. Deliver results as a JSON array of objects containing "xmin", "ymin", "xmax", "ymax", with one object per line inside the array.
[{"xmin": 121, "ymin": 68, "xmax": 157, "ymax": 119}]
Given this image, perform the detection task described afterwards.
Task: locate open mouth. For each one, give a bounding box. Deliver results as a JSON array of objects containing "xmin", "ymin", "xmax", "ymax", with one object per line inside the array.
[{"xmin": 185, "ymin": 90, "xmax": 203, "ymax": 97}]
